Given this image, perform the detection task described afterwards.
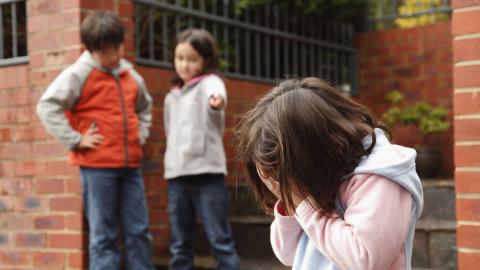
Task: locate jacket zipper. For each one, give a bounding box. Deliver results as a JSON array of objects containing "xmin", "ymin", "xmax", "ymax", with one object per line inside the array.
[{"xmin": 113, "ymin": 73, "xmax": 129, "ymax": 168}]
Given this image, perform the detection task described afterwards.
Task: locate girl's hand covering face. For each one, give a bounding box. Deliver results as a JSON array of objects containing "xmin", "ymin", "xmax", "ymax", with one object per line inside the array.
[
  {"xmin": 256, "ymin": 164, "xmax": 304, "ymax": 212},
  {"xmin": 256, "ymin": 166, "xmax": 280, "ymax": 198}
]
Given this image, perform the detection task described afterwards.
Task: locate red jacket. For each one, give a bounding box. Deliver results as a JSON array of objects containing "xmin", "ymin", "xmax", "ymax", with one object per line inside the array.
[{"xmin": 37, "ymin": 51, "xmax": 152, "ymax": 168}]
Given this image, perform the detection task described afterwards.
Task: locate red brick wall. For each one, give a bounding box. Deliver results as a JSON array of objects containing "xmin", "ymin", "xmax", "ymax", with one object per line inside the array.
[
  {"xmin": 356, "ymin": 21, "xmax": 454, "ymax": 177},
  {"xmin": 0, "ymin": 0, "xmax": 271, "ymax": 268},
  {"xmin": 0, "ymin": 0, "xmax": 85, "ymax": 269},
  {"xmin": 452, "ymin": 1, "xmax": 480, "ymax": 268}
]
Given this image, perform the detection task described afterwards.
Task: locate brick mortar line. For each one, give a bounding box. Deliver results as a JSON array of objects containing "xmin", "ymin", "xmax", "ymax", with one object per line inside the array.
[
  {"xmin": 455, "ymin": 87, "xmax": 480, "ymax": 93},
  {"xmin": 0, "ymin": 245, "xmax": 84, "ymax": 249},
  {"xmin": 29, "ymin": 64, "xmax": 79, "ymax": 73},
  {"xmin": 456, "ymin": 167, "xmax": 480, "ymax": 172},
  {"xmin": 458, "ymin": 247, "xmax": 480, "ymax": 253},
  {"xmin": 28, "ymin": 26, "xmax": 81, "ymax": 36},
  {"xmin": 0, "ymin": 155, "xmax": 68, "ymax": 160},
  {"xmin": 0, "ymin": 229, "xmax": 84, "ymax": 234},
  {"xmin": 457, "ymin": 193, "xmax": 480, "ymax": 199},
  {"xmin": 0, "ymin": 104, "xmax": 37, "ymax": 109},
  {"xmin": 455, "ymin": 114, "xmax": 480, "ymax": 120},
  {"xmin": 458, "ymin": 221, "xmax": 480, "ymax": 226},
  {"xmin": 454, "ymin": 33, "xmax": 480, "ymax": 41},
  {"xmin": 28, "ymin": 45, "xmax": 83, "ymax": 55},
  {"xmin": 453, "ymin": 5, "xmax": 480, "ymax": 13},
  {"xmin": 455, "ymin": 60, "xmax": 480, "ymax": 67},
  {"xmin": 455, "ymin": 141, "xmax": 480, "ymax": 145}
]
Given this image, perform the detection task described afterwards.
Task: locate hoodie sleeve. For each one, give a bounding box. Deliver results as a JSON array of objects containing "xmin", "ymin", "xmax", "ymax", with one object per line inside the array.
[
  {"xmin": 36, "ymin": 67, "xmax": 84, "ymax": 150},
  {"xmin": 270, "ymin": 201, "xmax": 304, "ymax": 266},
  {"xmin": 294, "ymin": 174, "xmax": 412, "ymax": 270},
  {"xmin": 203, "ymin": 74, "xmax": 227, "ymax": 109},
  {"xmin": 163, "ymin": 94, "xmax": 171, "ymax": 136},
  {"xmin": 131, "ymin": 70, "xmax": 153, "ymax": 145}
]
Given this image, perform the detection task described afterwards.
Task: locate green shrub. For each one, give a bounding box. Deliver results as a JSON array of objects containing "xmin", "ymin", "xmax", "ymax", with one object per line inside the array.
[{"xmin": 382, "ymin": 90, "xmax": 450, "ymax": 144}]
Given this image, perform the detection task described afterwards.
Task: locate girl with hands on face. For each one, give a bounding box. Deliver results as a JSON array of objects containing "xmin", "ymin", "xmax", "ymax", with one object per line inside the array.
[{"xmin": 236, "ymin": 78, "xmax": 423, "ymax": 270}]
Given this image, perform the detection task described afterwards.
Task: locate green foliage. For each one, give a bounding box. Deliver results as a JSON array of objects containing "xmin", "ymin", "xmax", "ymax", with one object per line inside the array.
[
  {"xmin": 382, "ymin": 91, "xmax": 450, "ymax": 140},
  {"xmin": 236, "ymin": 0, "xmax": 370, "ymax": 29},
  {"xmin": 395, "ymin": 0, "xmax": 449, "ymax": 28}
]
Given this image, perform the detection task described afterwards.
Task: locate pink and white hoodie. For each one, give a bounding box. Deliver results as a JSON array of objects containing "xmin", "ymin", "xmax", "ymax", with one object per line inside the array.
[{"xmin": 271, "ymin": 129, "xmax": 423, "ymax": 270}]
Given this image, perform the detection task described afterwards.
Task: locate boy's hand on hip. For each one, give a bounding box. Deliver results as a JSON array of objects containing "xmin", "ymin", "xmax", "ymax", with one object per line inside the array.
[
  {"xmin": 78, "ymin": 125, "xmax": 104, "ymax": 149},
  {"xmin": 209, "ymin": 94, "xmax": 225, "ymax": 110}
]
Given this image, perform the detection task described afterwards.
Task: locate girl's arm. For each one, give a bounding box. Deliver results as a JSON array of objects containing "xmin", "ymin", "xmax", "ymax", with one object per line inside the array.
[
  {"xmin": 163, "ymin": 95, "xmax": 170, "ymax": 136},
  {"xmin": 270, "ymin": 201, "xmax": 303, "ymax": 266},
  {"xmin": 295, "ymin": 174, "xmax": 412, "ymax": 270},
  {"xmin": 203, "ymin": 75, "xmax": 227, "ymax": 110}
]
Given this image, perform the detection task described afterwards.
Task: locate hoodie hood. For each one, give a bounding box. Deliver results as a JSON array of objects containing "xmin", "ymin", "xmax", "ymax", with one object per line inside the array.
[
  {"xmin": 76, "ymin": 50, "xmax": 133, "ymax": 76},
  {"xmin": 353, "ymin": 128, "xmax": 423, "ymax": 217}
]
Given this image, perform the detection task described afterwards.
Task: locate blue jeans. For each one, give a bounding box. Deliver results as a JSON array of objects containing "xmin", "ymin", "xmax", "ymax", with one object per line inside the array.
[
  {"xmin": 168, "ymin": 174, "xmax": 238, "ymax": 270},
  {"xmin": 80, "ymin": 167, "xmax": 155, "ymax": 270}
]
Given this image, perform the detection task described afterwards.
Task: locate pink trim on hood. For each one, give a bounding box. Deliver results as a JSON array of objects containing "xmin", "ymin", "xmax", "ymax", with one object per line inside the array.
[{"xmin": 172, "ymin": 73, "xmax": 213, "ymax": 91}]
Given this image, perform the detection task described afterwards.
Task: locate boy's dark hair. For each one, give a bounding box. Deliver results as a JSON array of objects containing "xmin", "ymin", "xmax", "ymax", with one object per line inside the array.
[
  {"xmin": 235, "ymin": 77, "xmax": 390, "ymax": 215},
  {"xmin": 171, "ymin": 28, "xmax": 218, "ymax": 86},
  {"xmin": 81, "ymin": 11, "xmax": 125, "ymax": 52}
]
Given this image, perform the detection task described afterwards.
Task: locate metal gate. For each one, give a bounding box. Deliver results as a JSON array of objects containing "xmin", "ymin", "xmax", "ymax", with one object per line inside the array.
[{"xmin": 134, "ymin": 0, "xmax": 357, "ymax": 93}]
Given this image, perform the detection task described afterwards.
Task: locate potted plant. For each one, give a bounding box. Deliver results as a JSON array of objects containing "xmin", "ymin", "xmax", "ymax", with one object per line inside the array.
[{"xmin": 382, "ymin": 90, "xmax": 450, "ymax": 178}]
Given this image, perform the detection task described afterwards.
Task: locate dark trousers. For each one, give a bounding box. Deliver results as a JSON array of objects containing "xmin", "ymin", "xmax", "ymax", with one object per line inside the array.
[
  {"xmin": 167, "ymin": 174, "xmax": 238, "ymax": 270},
  {"xmin": 80, "ymin": 167, "xmax": 155, "ymax": 270}
]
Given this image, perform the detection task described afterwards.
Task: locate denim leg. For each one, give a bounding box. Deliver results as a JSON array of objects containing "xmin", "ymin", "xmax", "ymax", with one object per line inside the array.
[
  {"xmin": 168, "ymin": 178, "xmax": 196, "ymax": 270},
  {"xmin": 80, "ymin": 167, "xmax": 121, "ymax": 270},
  {"xmin": 120, "ymin": 168, "xmax": 155, "ymax": 270},
  {"xmin": 193, "ymin": 174, "xmax": 238, "ymax": 270}
]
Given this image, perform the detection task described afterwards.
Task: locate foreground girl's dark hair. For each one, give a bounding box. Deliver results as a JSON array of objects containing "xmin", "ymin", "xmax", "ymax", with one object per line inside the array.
[{"xmin": 235, "ymin": 77, "xmax": 389, "ymax": 214}]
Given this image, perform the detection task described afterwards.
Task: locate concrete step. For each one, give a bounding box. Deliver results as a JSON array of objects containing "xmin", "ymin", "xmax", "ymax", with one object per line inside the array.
[
  {"xmin": 418, "ymin": 179, "xmax": 455, "ymax": 221},
  {"xmin": 194, "ymin": 218, "xmax": 274, "ymax": 261},
  {"xmin": 413, "ymin": 219, "xmax": 457, "ymax": 269},
  {"xmin": 154, "ymin": 255, "xmax": 289, "ymax": 270}
]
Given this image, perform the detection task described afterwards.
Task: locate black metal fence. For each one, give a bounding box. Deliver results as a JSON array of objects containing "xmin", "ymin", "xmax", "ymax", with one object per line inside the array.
[
  {"xmin": 134, "ymin": 0, "xmax": 357, "ymax": 93},
  {"xmin": 369, "ymin": 0, "xmax": 451, "ymax": 30},
  {"xmin": 0, "ymin": 0, "xmax": 27, "ymax": 67}
]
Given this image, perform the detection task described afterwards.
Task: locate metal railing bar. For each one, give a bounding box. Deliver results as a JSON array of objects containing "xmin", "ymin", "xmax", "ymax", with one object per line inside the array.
[
  {"xmin": 162, "ymin": 11, "xmax": 168, "ymax": 61},
  {"xmin": 148, "ymin": 8, "xmax": 154, "ymax": 60},
  {"xmin": 0, "ymin": 5, "xmax": 3, "ymax": 59},
  {"xmin": 0, "ymin": 55, "xmax": 27, "ymax": 66},
  {"xmin": 223, "ymin": 0, "xmax": 229, "ymax": 72},
  {"xmin": 137, "ymin": 56, "xmax": 273, "ymax": 83},
  {"xmin": 0, "ymin": 0, "xmax": 23, "ymax": 4},
  {"xmin": 133, "ymin": 0, "xmax": 354, "ymax": 52},
  {"xmin": 11, "ymin": 2, "xmax": 17, "ymax": 57}
]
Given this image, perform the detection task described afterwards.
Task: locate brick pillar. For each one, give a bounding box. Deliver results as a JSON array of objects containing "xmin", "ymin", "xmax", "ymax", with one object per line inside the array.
[
  {"xmin": 452, "ymin": 1, "xmax": 480, "ymax": 269},
  {"xmin": 29, "ymin": 0, "xmax": 85, "ymax": 269},
  {"xmin": 0, "ymin": 0, "xmax": 86, "ymax": 269}
]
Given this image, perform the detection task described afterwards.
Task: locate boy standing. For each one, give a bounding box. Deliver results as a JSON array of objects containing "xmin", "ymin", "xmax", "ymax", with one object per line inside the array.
[{"xmin": 36, "ymin": 11, "xmax": 155, "ymax": 270}]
